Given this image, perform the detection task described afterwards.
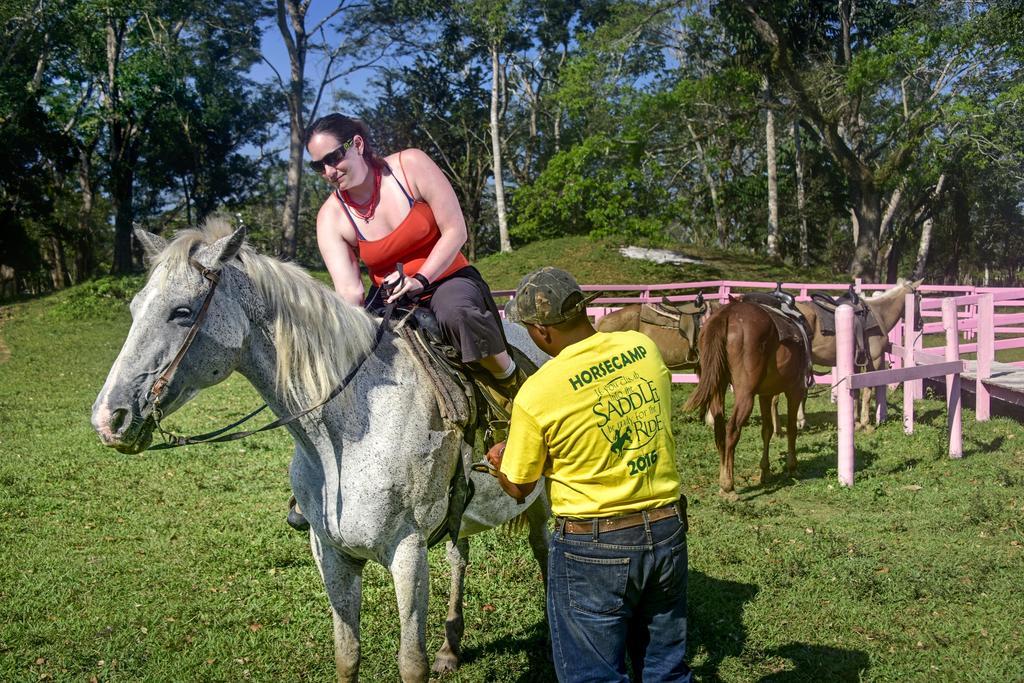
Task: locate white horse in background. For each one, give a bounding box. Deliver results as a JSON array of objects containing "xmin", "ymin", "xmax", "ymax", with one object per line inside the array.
[{"xmin": 91, "ymin": 218, "xmax": 550, "ymax": 682}]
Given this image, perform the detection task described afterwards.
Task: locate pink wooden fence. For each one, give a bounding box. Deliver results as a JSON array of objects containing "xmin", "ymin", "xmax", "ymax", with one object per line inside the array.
[
  {"xmin": 835, "ymin": 303, "xmax": 966, "ymax": 486},
  {"xmin": 499, "ymin": 280, "xmax": 1024, "ymax": 483}
]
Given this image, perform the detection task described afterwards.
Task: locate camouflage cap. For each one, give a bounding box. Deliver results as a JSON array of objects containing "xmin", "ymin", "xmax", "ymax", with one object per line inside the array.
[{"xmin": 504, "ymin": 267, "xmax": 600, "ymax": 325}]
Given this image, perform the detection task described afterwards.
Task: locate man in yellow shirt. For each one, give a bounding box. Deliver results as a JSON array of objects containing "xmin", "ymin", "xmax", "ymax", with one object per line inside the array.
[{"xmin": 488, "ymin": 267, "xmax": 691, "ymax": 682}]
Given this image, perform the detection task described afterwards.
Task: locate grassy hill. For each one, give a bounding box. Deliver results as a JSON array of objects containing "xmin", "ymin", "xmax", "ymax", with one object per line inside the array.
[
  {"xmin": 1, "ymin": 238, "xmax": 1021, "ymax": 682},
  {"xmin": 475, "ymin": 236, "xmax": 838, "ymax": 292}
]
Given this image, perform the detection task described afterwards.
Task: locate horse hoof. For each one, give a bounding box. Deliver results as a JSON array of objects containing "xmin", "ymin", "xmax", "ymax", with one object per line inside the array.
[
  {"xmin": 431, "ymin": 652, "xmax": 460, "ymax": 674},
  {"xmin": 718, "ymin": 489, "xmax": 739, "ymax": 502}
]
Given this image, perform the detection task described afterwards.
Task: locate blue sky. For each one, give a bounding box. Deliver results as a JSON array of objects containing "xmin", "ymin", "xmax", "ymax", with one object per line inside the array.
[
  {"xmin": 246, "ymin": 2, "xmax": 382, "ymax": 155},
  {"xmin": 249, "ymin": 2, "xmax": 391, "ymax": 108}
]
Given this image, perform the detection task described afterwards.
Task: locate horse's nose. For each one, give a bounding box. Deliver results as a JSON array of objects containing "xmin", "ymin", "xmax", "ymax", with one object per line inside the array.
[
  {"xmin": 92, "ymin": 401, "xmax": 134, "ymax": 444},
  {"xmin": 109, "ymin": 407, "xmax": 131, "ymax": 438}
]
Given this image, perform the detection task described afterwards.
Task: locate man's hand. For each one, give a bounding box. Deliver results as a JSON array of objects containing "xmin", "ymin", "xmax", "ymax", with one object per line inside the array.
[
  {"xmin": 486, "ymin": 440, "xmax": 506, "ymax": 471},
  {"xmin": 484, "ymin": 440, "xmax": 537, "ymax": 505}
]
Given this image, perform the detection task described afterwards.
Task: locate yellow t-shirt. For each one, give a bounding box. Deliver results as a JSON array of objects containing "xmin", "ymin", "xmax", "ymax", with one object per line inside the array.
[{"xmin": 501, "ymin": 330, "xmax": 681, "ymax": 518}]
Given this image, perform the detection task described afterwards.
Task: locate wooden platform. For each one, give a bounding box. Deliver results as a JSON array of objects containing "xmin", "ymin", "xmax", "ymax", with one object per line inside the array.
[
  {"xmin": 922, "ymin": 358, "xmax": 1024, "ymax": 421},
  {"xmin": 962, "ymin": 358, "xmax": 1024, "ymax": 409}
]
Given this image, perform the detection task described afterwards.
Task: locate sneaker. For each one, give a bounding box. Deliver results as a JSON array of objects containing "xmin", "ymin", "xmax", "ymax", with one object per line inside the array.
[{"xmin": 495, "ymin": 365, "xmax": 528, "ymax": 402}]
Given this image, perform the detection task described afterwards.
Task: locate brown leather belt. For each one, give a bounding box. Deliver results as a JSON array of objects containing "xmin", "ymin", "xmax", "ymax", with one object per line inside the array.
[{"xmin": 557, "ymin": 498, "xmax": 687, "ymax": 535}]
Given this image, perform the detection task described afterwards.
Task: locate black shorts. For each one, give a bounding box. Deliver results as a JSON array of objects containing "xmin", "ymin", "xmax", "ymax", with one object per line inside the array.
[{"xmin": 367, "ymin": 266, "xmax": 509, "ymax": 363}]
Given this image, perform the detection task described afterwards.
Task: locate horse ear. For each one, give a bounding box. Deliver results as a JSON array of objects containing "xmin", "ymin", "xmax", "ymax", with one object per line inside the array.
[
  {"xmin": 134, "ymin": 228, "xmax": 167, "ymax": 264},
  {"xmin": 206, "ymin": 226, "xmax": 247, "ymax": 266}
]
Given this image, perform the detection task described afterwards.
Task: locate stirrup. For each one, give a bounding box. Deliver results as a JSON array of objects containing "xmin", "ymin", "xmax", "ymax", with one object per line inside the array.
[{"xmin": 286, "ymin": 495, "xmax": 309, "ymax": 532}]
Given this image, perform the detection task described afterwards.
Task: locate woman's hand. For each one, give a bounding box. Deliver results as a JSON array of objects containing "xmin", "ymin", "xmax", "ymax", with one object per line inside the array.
[{"xmin": 383, "ymin": 269, "xmax": 425, "ymax": 304}]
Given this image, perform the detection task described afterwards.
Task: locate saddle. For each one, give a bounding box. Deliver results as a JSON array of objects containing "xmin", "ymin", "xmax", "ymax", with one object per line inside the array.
[
  {"xmin": 734, "ymin": 284, "xmax": 814, "ymax": 387},
  {"xmin": 637, "ymin": 292, "xmax": 707, "ymax": 365},
  {"xmin": 809, "ymin": 284, "xmax": 879, "ymax": 369},
  {"xmin": 385, "ymin": 305, "xmax": 538, "ymax": 547}
]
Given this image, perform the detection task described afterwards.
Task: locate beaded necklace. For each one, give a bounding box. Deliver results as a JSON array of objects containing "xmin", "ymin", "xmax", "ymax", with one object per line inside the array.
[{"xmin": 340, "ymin": 165, "xmax": 382, "ymax": 223}]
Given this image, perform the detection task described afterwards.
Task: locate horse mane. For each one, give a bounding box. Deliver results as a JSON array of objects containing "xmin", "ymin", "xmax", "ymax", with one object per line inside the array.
[{"xmin": 155, "ymin": 216, "xmax": 377, "ymax": 410}]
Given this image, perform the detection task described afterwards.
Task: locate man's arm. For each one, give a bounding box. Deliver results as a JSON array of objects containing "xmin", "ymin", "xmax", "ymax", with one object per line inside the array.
[{"xmin": 486, "ymin": 441, "xmax": 538, "ymax": 504}]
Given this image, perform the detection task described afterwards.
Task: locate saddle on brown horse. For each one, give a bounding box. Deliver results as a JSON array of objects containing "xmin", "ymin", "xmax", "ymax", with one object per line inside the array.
[
  {"xmin": 637, "ymin": 292, "xmax": 707, "ymax": 364},
  {"xmin": 809, "ymin": 284, "xmax": 880, "ymax": 368},
  {"xmin": 734, "ymin": 284, "xmax": 814, "ymax": 386}
]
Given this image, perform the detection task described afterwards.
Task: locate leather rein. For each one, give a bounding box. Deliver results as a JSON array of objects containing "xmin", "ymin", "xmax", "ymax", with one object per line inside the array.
[{"xmin": 147, "ymin": 257, "xmax": 394, "ymax": 450}]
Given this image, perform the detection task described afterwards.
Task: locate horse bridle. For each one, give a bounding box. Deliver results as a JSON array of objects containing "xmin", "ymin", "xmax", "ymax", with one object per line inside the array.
[
  {"xmin": 146, "ymin": 257, "xmax": 397, "ymax": 450},
  {"xmin": 149, "ymin": 257, "xmax": 221, "ymax": 404}
]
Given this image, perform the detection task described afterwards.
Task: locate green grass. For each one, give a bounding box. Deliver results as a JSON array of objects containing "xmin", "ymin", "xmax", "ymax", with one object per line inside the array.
[
  {"xmin": 1, "ymin": 238, "xmax": 1022, "ymax": 681},
  {"xmin": 475, "ymin": 236, "xmax": 837, "ymax": 293}
]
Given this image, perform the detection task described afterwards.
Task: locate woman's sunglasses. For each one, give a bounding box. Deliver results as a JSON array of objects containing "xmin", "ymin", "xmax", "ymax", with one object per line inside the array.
[{"xmin": 308, "ymin": 138, "xmax": 354, "ymax": 174}]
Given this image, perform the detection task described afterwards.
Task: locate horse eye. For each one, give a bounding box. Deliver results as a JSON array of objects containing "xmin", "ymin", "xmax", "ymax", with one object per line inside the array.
[{"xmin": 170, "ymin": 307, "xmax": 192, "ymax": 321}]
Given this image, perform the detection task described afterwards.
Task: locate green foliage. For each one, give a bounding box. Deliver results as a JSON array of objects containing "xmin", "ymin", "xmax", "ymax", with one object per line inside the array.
[
  {"xmin": 510, "ymin": 134, "xmax": 673, "ymax": 244},
  {"xmin": 48, "ymin": 276, "xmax": 145, "ymax": 321}
]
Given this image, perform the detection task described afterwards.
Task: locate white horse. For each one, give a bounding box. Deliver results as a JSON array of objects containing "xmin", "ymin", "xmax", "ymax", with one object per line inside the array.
[{"xmin": 90, "ymin": 218, "xmax": 551, "ymax": 682}]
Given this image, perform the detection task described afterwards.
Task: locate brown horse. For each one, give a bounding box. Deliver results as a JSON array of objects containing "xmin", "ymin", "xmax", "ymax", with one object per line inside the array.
[
  {"xmin": 794, "ymin": 278, "xmax": 922, "ymax": 428},
  {"xmin": 684, "ymin": 300, "xmax": 809, "ymax": 495},
  {"xmin": 595, "ymin": 297, "xmax": 710, "ymax": 368}
]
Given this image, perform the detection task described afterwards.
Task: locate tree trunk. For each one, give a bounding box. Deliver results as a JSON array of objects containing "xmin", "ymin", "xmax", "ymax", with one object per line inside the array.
[
  {"xmin": 912, "ymin": 174, "xmax": 946, "ymax": 280},
  {"xmin": 850, "ymin": 181, "xmax": 882, "ymax": 282},
  {"xmin": 764, "ymin": 78, "xmax": 779, "ymax": 258},
  {"xmin": 490, "ymin": 43, "xmax": 511, "ymax": 253},
  {"xmin": 278, "ymin": 0, "xmax": 307, "ymax": 261},
  {"xmin": 875, "ymin": 186, "xmax": 904, "ymax": 277},
  {"xmin": 913, "ymin": 214, "xmax": 934, "ymax": 281},
  {"xmin": 793, "ymin": 120, "xmax": 808, "ymax": 267},
  {"xmin": 74, "ymin": 145, "xmax": 97, "ymax": 281},
  {"xmin": 110, "ymin": 155, "xmax": 136, "ymax": 274},
  {"xmin": 49, "ymin": 235, "xmax": 68, "ymax": 289},
  {"xmin": 105, "ymin": 16, "xmax": 136, "ymax": 275},
  {"xmin": 687, "ymin": 122, "xmax": 726, "ymax": 247}
]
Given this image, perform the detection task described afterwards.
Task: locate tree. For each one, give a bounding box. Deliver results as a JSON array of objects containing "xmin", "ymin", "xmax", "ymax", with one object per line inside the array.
[
  {"xmin": 729, "ymin": 0, "xmax": 1018, "ymax": 281},
  {"xmin": 444, "ymin": 0, "xmax": 532, "ymax": 253}
]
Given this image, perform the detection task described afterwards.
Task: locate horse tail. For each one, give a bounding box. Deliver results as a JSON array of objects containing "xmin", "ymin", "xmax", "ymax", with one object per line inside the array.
[{"xmin": 683, "ymin": 309, "xmax": 729, "ymax": 416}]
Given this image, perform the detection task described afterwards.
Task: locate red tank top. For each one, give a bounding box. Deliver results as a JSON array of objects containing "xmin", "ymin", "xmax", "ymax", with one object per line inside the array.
[
  {"xmin": 356, "ymin": 201, "xmax": 469, "ymax": 286},
  {"xmin": 336, "ymin": 155, "xmax": 470, "ymax": 286}
]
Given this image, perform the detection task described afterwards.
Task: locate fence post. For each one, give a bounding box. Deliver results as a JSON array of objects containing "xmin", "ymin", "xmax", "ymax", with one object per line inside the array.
[
  {"xmin": 942, "ymin": 298, "xmax": 963, "ymax": 459},
  {"xmin": 876, "ymin": 381, "xmax": 888, "ymax": 424},
  {"xmin": 837, "ymin": 305, "xmax": 856, "ymax": 486},
  {"xmin": 976, "ymin": 293, "xmax": 994, "ymax": 421},
  {"xmin": 889, "ymin": 323, "xmax": 903, "ymax": 372},
  {"xmin": 912, "ymin": 301, "xmax": 924, "ymax": 399},
  {"xmin": 903, "ymin": 293, "xmax": 916, "ymax": 434}
]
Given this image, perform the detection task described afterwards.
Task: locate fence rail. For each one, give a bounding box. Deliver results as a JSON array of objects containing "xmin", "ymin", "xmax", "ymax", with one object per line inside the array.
[{"xmin": 501, "ymin": 279, "xmax": 1024, "ymax": 430}]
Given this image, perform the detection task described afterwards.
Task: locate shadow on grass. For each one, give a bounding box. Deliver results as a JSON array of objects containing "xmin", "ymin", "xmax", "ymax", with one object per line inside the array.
[
  {"xmin": 690, "ymin": 568, "xmax": 870, "ymax": 681},
  {"xmin": 688, "ymin": 571, "xmax": 758, "ymax": 682},
  {"xmin": 459, "ymin": 619, "xmax": 556, "ymax": 682},
  {"xmin": 757, "ymin": 642, "xmax": 870, "ymax": 682},
  {"xmin": 967, "ymin": 434, "xmax": 1006, "ymax": 454}
]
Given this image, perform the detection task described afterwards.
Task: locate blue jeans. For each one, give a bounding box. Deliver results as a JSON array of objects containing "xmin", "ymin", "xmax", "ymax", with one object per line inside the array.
[{"xmin": 547, "ymin": 512, "xmax": 692, "ymax": 682}]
